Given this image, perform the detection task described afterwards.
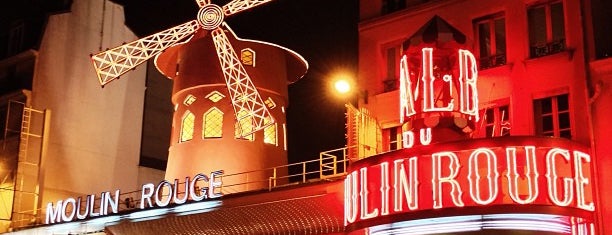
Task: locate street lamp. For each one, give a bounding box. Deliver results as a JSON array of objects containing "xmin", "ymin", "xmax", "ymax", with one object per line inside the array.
[
  {"xmin": 334, "ymin": 79, "xmax": 351, "ymax": 94},
  {"xmin": 329, "ymin": 70, "xmax": 357, "ymax": 102}
]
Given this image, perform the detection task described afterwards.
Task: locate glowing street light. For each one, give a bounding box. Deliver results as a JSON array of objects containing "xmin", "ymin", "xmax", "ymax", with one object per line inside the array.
[
  {"xmin": 330, "ymin": 70, "xmax": 355, "ymax": 99},
  {"xmin": 334, "ymin": 79, "xmax": 351, "ymax": 94}
]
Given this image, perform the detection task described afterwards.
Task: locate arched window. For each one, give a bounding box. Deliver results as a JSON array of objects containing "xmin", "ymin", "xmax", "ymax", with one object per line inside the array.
[
  {"xmin": 203, "ymin": 107, "xmax": 223, "ymax": 138},
  {"xmin": 235, "ymin": 110, "xmax": 254, "ymax": 141},
  {"xmin": 180, "ymin": 111, "xmax": 195, "ymax": 142},
  {"xmin": 264, "ymin": 117, "xmax": 277, "ymax": 145}
]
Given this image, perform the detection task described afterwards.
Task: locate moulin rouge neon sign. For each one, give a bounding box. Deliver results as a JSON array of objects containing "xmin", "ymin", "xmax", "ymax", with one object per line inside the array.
[
  {"xmin": 344, "ymin": 143, "xmax": 595, "ymax": 226},
  {"xmin": 399, "ymin": 47, "xmax": 478, "ymax": 147},
  {"xmin": 344, "ymin": 48, "xmax": 595, "ymax": 227},
  {"xmin": 399, "ymin": 48, "xmax": 478, "ymax": 123},
  {"xmin": 45, "ymin": 171, "xmax": 223, "ymax": 224}
]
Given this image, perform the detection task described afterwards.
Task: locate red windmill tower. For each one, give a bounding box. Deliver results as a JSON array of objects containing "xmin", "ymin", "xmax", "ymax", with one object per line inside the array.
[{"xmin": 90, "ymin": 0, "xmax": 308, "ymax": 190}]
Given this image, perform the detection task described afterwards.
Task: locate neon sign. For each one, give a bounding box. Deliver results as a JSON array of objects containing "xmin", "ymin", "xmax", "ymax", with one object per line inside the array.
[
  {"xmin": 45, "ymin": 170, "xmax": 223, "ymax": 224},
  {"xmin": 344, "ymin": 138, "xmax": 595, "ymax": 226},
  {"xmin": 399, "ymin": 48, "xmax": 478, "ymax": 123}
]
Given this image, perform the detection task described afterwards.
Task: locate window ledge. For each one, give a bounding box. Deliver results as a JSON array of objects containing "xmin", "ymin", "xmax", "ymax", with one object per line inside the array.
[
  {"xmin": 479, "ymin": 63, "xmax": 511, "ymax": 72},
  {"xmin": 525, "ymin": 49, "xmax": 574, "ymax": 64}
]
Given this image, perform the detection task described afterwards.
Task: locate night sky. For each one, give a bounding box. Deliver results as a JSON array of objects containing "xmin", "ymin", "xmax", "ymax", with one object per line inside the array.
[{"xmin": 114, "ymin": 0, "xmax": 359, "ymax": 163}]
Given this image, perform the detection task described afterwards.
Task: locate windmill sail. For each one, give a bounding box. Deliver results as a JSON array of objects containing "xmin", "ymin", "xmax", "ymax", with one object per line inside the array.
[
  {"xmin": 91, "ymin": 20, "xmax": 199, "ymax": 86},
  {"xmin": 90, "ymin": 0, "xmax": 279, "ymax": 137}
]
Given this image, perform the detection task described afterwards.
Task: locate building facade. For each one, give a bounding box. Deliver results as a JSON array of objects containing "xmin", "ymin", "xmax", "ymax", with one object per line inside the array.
[
  {"xmin": 353, "ymin": 0, "xmax": 611, "ymax": 234},
  {"xmin": 2, "ymin": 0, "xmax": 611, "ymax": 234}
]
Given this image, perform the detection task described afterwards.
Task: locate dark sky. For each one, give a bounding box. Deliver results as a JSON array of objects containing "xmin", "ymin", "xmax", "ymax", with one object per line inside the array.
[{"xmin": 115, "ymin": 0, "xmax": 359, "ymax": 163}]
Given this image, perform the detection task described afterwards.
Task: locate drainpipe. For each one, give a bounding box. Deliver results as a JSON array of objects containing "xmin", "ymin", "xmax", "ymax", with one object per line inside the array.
[{"xmin": 579, "ymin": 0, "xmax": 603, "ymax": 233}]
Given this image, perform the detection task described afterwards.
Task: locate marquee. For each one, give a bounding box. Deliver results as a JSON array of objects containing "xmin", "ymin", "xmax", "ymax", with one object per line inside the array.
[{"xmin": 344, "ymin": 137, "xmax": 595, "ymax": 229}]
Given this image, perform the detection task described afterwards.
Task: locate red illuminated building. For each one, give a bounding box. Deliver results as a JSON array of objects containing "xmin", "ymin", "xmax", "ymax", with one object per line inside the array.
[{"xmin": 1, "ymin": 0, "xmax": 611, "ymax": 234}]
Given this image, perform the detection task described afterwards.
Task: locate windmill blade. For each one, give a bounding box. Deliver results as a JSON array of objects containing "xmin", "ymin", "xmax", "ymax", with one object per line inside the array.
[
  {"xmin": 195, "ymin": 0, "xmax": 210, "ymax": 7},
  {"xmin": 210, "ymin": 25, "xmax": 274, "ymax": 137},
  {"xmin": 222, "ymin": 0, "xmax": 274, "ymax": 16},
  {"xmin": 91, "ymin": 20, "xmax": 200, "ymax": 86}
]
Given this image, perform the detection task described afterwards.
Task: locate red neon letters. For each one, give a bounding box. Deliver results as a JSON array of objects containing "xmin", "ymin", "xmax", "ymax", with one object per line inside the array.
[
  {"xmin": 344, "ymin": 145, "xmax": 594, "ymax": 225},
  {"xmin": 399, "ymin": 48, "xmax": 479, "ymax": 123}
]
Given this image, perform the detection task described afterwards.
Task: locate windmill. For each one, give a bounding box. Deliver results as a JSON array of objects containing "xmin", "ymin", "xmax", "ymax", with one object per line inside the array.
[{"xmin": 90, "ymin": 0, "xmax": 279, "ymax": 137}]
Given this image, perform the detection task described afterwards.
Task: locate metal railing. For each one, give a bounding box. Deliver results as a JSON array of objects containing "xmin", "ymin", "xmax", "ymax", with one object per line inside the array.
[
  {"xmin": 8, "ymin": 146, "xmax": 353, "ymax": 230},
  {"xmin": 319, "ymin": 146, "xmax": 351, "ymax": 179},
  {"xmin": 2, "ymin": 101, "xmax": 47, "ymax": 229},
  {"xmin": 530, "ymin": 39, "xmax": 566, "ymax": 58},
  {"xmin": 479, "ymin": 54, "xmax": 507, "ymax": 70}
]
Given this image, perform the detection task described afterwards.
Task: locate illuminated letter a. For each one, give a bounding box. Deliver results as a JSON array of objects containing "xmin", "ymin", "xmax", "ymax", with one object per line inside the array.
[{"xmin": 399, "ymin": 55, "xmax": 416, "ymax": 122}]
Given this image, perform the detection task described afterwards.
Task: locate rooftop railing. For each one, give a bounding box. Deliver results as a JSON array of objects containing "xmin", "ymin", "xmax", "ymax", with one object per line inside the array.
[{"xmin": 8, "ymin": 146, "xmax": 352, "ymax": 230}]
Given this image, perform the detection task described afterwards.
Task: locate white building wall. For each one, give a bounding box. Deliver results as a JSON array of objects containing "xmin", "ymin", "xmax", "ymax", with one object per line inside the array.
[{"xmin": 32, "ymin": 0, "xmax": 146, "ymax": 206}]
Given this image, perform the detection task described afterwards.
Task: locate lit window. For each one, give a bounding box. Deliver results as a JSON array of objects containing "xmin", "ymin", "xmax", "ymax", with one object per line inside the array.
[
  {"xmin": 386, "ymin": 126, "xmax": 400, "ymax": 151},
  {"xmin": 203, "ymin": 107, "xmax": 223, "ymax": 138},
  {"xmin": 205, "ymin": 91, "xmax": 225, "ymax": 103},
  {"xmin": 180, "ymin": 111, "xmax": 195, "ymax": 142},
  {"xmin": 264, "ymin": 117, "xmax": 277, "ymax": 145},
  {"xmin": 241, "ymin": 48, "xmax": 255, "ymax": 66},
  {"xmin": 534, "ymin": 94, "xmax": 571, "ymax": 138},
  {"xmin": 528, "ymin": 1, "xmax": 566, "ymax": 58},
  {"xmin": 474, "ymin": 14, "xmax": 506, "ymax": 69},
  {"xmin": 183, "ymin": 94, "xmax": 197, "ymax": 106},
  {"xmin": 480, "ymin": 105, "xmax": 511, "ymax": 137},
  {"xmin": 264, "ymin": 97, "xmax": 276, "ymax": 109},
  {"xmin": 235, "ymin": 110, "xmax": 254, "ymax": 141}
]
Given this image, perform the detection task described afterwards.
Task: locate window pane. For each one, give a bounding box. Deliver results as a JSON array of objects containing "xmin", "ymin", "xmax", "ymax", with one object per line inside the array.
[
  {"xmin": 551, "ymin": 2, "xmax": 565, "ymax": 41},
  {"xmin": 499, "ymin": 105, "xmax": 509, "ymax": 121},
  {"xmin": 528, "ymin": 7, "xmax": 547, "ymax": 46},
  {"xmin": 558, "ymin": 112, "xmax": 570, "ymax": 129},
  {"xmin": 478, "ymin": 22, "xmax": 491, "ymax": 57},
  {"xmin": 539, "ymin": 98, "xmax": 552, "ymax": 114},
  {"xmin": 204, "ymin": 108, "xmax": 223, "ymax": 138},
  {"xmin": 486, "ymin": 126, "xmax": 493, "ymax": 138},
  {"xmin": 542, "ymin": 115, "xmax": 554, "ymax": 132},
  {"xmin": 560, "ymin": 130, "xmax": 572, "ymax": 139},
  {"xmin": 235, "ymin": 111, "xmax": 254, "ymax": 141},
  {"xmin": 557, "ymin": 94, "xmax": 569, "ymax": 111},
  {"xmin": 264, "ymin": 117, "xmax": 277, "ymax": 145},
  {"xmin": 494, "ymin": 18, "xmax": 506, "ymax": 55},
  {"xmin": 180, "ymin": 112, "xmax": 195, "ymax": 142},
  {"xmin": 387, "ymin": 47, "xmax": 396, "ymax": 79},
  {"xmin": 389, "ymin": 127, "xmax": 398, "ymax": 150},
  {"xmin": 501, "ymin": 127, "xmax": 510, "ymax": 136},
  {"xmin": 485, "ymin": 109, "xmax": 494, "ymax": 124}
]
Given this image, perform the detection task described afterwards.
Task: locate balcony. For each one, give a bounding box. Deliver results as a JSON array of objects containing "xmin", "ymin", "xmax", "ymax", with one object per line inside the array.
[
  {"xmin": 479, "ymin": 54, "xmax": 507, "ymax": 70},
  {"xmin": 530, "ymin": 39, "xmax": 566, "ymax": 58},
  {"xmin": 382, "ymin": 78, "xmax": 398, "ymax": 92}
]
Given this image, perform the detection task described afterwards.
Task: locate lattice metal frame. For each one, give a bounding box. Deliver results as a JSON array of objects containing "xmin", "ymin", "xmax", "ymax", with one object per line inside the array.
[
  {"xmin": 211, "ymin": 26, "xmax": 273, "ymax": 135},
  {"xmin": 90, "ymin": 0, "xmax": 279, "ymax": 137},
  {"xmin": 195, "ymin": 0, "xmax": 210, "ymax": 7},
  {"xmin": 91, "ymin": 20, "xmax": 199, "ymax": 86},
  {"xmin": 223, "ymin": 0, "xmax": 273, "ymax": 16}
]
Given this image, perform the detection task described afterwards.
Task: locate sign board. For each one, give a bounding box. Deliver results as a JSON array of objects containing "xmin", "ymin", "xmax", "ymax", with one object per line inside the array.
[
  {"xmin": 344, "ymin": 138, "xmax": 595, "ymax": 227},
  {"xmin": 45, "ymin": 171, "xmax": 223, "ymax": 224}
]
